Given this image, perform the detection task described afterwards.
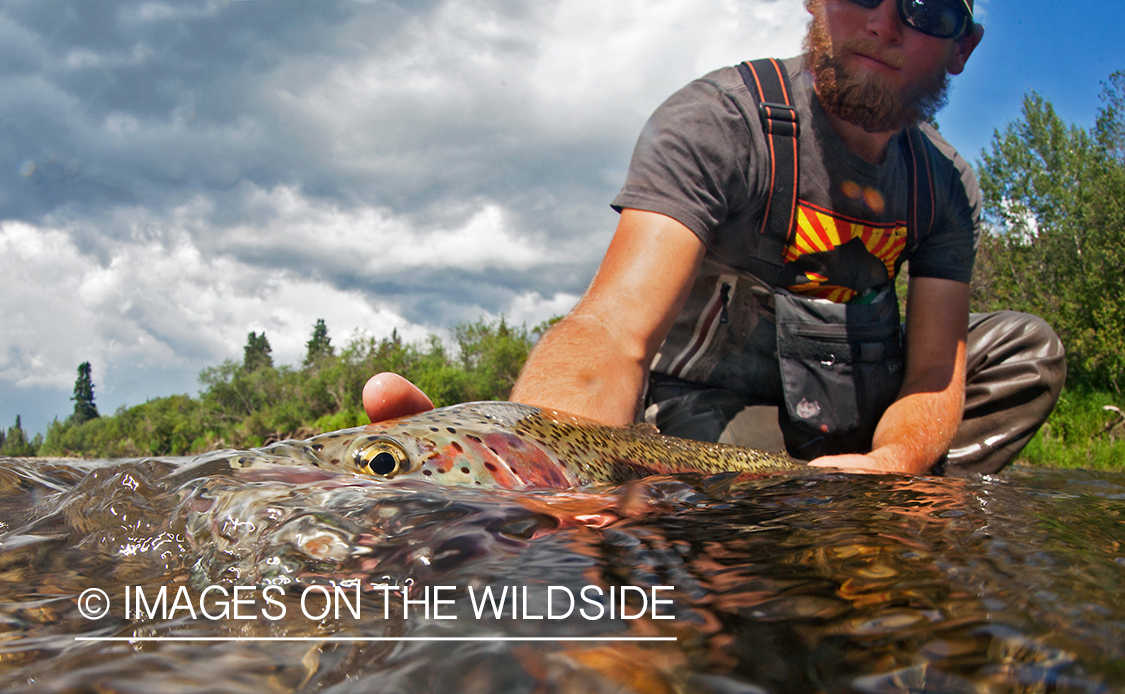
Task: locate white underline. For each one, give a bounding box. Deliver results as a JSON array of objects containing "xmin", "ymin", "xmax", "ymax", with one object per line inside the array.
[{"xmin": 75, "ymin": 636, "xmax": 677, "ymax": 642}]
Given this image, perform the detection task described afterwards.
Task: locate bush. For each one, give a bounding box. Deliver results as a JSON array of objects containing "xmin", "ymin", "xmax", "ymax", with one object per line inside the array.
[
  {"xmin": 1015, "ymin": 387, "xmax": 1125, "ymax": 470},
  {"xmin": 40, "ymin": 317, "xmax": 537, "ymax": 458}
]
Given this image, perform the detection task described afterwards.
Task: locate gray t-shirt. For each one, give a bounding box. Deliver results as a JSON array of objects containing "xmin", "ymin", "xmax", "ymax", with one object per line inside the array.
[{"xmin": 612, "ymin": 57, "xmax": 980, "ymax": 303}]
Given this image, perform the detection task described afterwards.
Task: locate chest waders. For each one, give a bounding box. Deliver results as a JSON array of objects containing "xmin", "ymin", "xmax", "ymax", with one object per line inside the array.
[{"xmin": 664, "ymin": 59, "xmax": 938, "ymax": 459}]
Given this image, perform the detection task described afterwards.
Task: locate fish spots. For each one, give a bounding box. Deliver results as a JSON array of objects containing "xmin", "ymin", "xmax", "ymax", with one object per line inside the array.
[{"xmin": 291, "ymin": 400, "xmax": 793, "ymax": 489}]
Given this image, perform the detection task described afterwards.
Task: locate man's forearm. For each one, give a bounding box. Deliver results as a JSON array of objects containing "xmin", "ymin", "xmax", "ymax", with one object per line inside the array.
[
  {"xmin": 867, "ymin": 360, "xmax": 967, "ymax": 473},
  {"xmin": 510, "ymin": 209, "xmax": 706, "ymax": 425},
  {"xmin": 811, "ymin": 277, "xmax": 970, "ymax": 474},
  {"xmin": 811, "ymin": 361, "xmax": 965, "ymax": 475},
  {"xmin": 509, "ymin": 312, "xmax": 648, "ymax": 425}
]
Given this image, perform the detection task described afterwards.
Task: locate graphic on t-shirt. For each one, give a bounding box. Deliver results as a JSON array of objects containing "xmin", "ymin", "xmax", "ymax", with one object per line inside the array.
[{"xmin": 783, "ymin": 201, "xmax": 907, "ymax": 303}]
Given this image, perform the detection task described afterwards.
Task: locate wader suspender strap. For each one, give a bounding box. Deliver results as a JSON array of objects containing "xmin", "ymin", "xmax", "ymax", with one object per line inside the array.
[
  {"xmin": 736, "ymin": 58, "xmax": 936, "ymax": 281},
  {"xmin": 737, "ymin": 58, "xmax": 798, "ymax": 286}
]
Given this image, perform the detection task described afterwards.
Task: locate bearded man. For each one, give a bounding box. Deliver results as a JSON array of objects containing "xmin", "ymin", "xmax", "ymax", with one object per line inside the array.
[{"xmin": 365, "ymin": 0, "xmax": 1066, "ymax": 476}]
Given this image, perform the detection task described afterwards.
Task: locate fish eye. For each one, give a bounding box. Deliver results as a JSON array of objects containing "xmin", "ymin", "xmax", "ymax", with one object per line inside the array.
[{"xmin": 354, "ymin": 440, "xmax": 409, "ymax": 478}]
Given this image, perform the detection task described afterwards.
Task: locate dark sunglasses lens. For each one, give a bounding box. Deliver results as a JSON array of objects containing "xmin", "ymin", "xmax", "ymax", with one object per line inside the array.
[
  {"xmin": 899, "ymin": 0, "xmax": 969, "ymax": 38},
  {"xmin": 845, "ymin": 0, "xmax": 884, "ymax": 8}
]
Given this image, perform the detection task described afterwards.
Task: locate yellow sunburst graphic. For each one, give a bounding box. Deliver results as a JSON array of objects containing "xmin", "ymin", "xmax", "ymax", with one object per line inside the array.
[{"xmin": 783, "ymin": 201, "xmax": 908, "ymax": 302}]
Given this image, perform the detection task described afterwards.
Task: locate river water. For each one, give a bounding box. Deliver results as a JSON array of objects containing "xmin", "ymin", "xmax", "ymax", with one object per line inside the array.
[{"xmin": 0, "ymin": 454, "xmax": 1122, "ymax": 693}]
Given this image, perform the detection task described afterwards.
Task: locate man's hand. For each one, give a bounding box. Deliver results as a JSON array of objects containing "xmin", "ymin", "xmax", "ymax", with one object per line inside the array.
[
  {"xmin": 808, "ymin": 451, "xmax": 913, "ymax": 474},
  {"xmin": 363, "ymin": 372, "xmax": 434, "ymax": 423},
  {"xmin": 808, "ymin": 453, "xmax": 883, "ymax": 473},
  {"xmin": 809, "ymin": 277, "xmax": 970, "ymax": 475}
]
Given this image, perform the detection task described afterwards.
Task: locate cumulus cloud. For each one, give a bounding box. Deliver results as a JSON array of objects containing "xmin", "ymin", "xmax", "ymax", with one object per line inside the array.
[
  {"xmin": 0, "ymin": 0, "xmax": 808, "ymax": 434},
  {"xmin": 220, "ymin": 187, "xmax": 547, "ymax": 272},
  {"xmin": 0, "ymin": 216, "xmax": 435, "ymax": 416}
]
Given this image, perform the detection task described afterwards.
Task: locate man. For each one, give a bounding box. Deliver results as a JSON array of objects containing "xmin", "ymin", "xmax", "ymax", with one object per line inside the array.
[{"xmin": 365, "ymin": 0, "xmax": 1065, "ymax": 475}]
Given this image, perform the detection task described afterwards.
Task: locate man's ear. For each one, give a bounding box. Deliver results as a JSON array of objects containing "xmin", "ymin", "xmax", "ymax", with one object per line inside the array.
[{"xmin": 948, "ymin": 23, "xmax": 984, "ymax": 75}]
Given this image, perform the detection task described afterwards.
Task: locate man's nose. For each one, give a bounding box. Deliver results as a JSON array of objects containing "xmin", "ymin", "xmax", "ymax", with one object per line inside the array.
[{"xmin": 865, "ymin": 0, "xmax": 905, "ymax": 43}]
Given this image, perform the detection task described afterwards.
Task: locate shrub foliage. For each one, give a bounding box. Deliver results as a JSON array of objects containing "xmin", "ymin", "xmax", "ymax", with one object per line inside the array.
[{"xmin": 38, "ymin": 317, "xmax": 534, "ymax": 458}]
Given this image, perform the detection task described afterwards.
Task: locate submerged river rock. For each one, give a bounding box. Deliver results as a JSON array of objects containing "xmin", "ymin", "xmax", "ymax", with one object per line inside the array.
[{"xmin": 0, "ymin": 454, "xmax": 1122, "ymax": 693}]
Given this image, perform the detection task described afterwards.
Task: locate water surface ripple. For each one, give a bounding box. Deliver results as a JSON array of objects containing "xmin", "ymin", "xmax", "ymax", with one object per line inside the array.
[{"xmin": 0, "ymin": 456, "xmax": 1122, "ymax": 693}]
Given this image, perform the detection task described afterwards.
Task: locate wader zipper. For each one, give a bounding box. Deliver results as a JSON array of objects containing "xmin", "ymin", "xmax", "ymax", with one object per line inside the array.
[{"xmin": 788, "ymin": 322, "xmax": 899, "ymax": 342}]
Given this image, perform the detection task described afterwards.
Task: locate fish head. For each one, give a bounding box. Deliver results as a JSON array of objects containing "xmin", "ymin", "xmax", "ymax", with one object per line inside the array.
[{"xmin": 302, "ymin": 403, "xmax": 577, "ymax": 489}]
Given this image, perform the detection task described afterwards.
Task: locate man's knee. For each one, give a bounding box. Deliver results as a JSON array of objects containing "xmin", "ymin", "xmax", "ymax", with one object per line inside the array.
[
  {"xmin": 966, "ymin": 312, "xmax": 1065, "ymax": 390},
  {"xmin": 944, "ymin": 311, "xmax": 1066, "ymax": 475},
  {"xmin": 969, "ymin": 311, "xmax": 1065, "ymax": 363}
]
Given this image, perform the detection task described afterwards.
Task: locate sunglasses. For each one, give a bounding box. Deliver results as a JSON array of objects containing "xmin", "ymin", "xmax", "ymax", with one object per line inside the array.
[{"xmin": 844, "ymin": 0, "xmax": 972, "ymax": 39}]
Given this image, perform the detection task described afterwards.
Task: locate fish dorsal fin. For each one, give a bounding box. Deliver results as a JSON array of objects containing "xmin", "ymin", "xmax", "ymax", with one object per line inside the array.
[
  {"xmin": 459, "ymin": 401, "xmax": 539, "ymax": 427},
  {"xmin": 627, "ymin": 421, "xmax": 661, "ymax": 437}
]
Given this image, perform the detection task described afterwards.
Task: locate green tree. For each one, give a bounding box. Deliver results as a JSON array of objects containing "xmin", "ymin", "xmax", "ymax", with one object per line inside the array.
[
  {"xmin": 39, "ymin": 316, "xmax": 540, "ymax": 457},
  {"xmin": 71, "ymin": 361, "xmax": 100, "ymax": 424},
  {"xmin": 1, "ymin": 415, "xmax": 37, "ymax": 457},
  {"xmin": 243, "ymin": 331, "xmax": 273, "ymax": 372},
  {"xmin": 304, "ymin": 319, "xmax": 334, "ymax": 366},
  {"xmin": 532, "ymin": 316, "xmax": 564, "ymax": 341},
  {"xmin": 976, "ymin": 78, "xmax": 1125, "ymax": 391},
  {"xmin": 452, "ymin": 317, "xmax": 533, "ymax": 401},
  {"xmin": 1096, "ymin": 71, "xmax": 1125, "ymax": 162}
]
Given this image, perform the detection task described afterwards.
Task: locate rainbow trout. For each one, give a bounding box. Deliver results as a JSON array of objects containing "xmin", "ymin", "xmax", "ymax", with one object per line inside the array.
[{"xmin": 220, "ymin": 401, "xmax": 799, "ymax": 489}]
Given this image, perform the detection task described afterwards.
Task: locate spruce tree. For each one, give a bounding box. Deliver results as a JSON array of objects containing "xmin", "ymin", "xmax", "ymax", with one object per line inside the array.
[
  {"xmin": 243, "ymin": 331, "xmax": 273, "ymax": 372},
  {"xmin": 71, "ymin": 361, "xmax": 100, "ymax": 424},
  {"xmin": 1, "ymin": 416, "xmax": 35, "ymax": 457},
  {"xmin": 304, "ymin": 319, "xmax": 334, "ymax": 366}
]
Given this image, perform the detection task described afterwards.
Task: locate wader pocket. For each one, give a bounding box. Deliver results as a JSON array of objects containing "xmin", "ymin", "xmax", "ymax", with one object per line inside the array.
[{"xmin": 775, "ymin": 288, "xmax": 904, "ymax": 457}]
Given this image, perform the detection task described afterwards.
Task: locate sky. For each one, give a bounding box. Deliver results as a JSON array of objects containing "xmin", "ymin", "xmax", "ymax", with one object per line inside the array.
[{"xmin": 2, "ymin": 0, "xmax": 1123, "ymax": 438}]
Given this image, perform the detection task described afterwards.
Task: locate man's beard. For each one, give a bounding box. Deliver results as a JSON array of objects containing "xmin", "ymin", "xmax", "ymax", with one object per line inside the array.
[{"xmin": 803, "ymin": 5, "xmax": 951, "ymax": 133}]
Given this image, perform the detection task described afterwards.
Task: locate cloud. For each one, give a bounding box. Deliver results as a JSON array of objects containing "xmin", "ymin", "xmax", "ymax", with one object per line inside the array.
[
  {"xmin": 0, "ymin": 0, "xmax": 809, "ymax": 434},
  {"xmin": 0, "ymin": 192, "xmax": 569, "ymax": 378},
  {"xmin": 0, "ymin": 192, "xmax": 583, "ymax": 433},
  {"xmin": 219, "ymin": 186, "xmax": 547, "ymax": 272}
]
